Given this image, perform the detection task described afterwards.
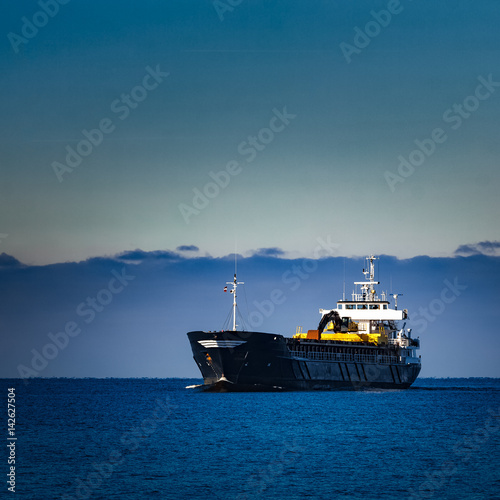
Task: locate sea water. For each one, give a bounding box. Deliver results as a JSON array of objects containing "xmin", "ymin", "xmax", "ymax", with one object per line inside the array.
[{"xmin": 1, "ymin": 378, "xmax": 499, "ymax": 500}]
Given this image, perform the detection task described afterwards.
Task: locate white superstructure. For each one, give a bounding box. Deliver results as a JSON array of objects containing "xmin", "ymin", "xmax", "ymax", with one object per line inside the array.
[{"xmin": 319, "ymin": 256, "xmax": 420, "ymax": 364}]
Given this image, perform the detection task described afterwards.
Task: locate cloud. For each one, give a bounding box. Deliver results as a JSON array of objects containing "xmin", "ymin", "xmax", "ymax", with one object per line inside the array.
[
  {"xmin": 2, "ymin": 250, "xmax": 500, "ymax": 378},
  {"xmin": 252, "ymin": 247, "xmax": 286, "ymax": 258},
  {"xmin": 0, "ymin": 253, "xmax": 24, "ymax": 268},
  {"xmin": 455, "ymin": 244, "xmax": 478, "ymax": 256},
  {"xmin": 454, "ymin": 241, "xmax": 500, "ymax": 257},
  {"xmin": 176, "ymin": 245, "xmax": 199, "ymax": 252},
  {"xmin": 114, "ymin": 249, "xmax": 180, "ymax": 263}
]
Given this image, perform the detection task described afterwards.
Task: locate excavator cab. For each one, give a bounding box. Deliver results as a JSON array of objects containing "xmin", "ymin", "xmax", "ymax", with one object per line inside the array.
[{"xmin": 341, "ymin": 317, "xmax": 350, "ymax": 332}]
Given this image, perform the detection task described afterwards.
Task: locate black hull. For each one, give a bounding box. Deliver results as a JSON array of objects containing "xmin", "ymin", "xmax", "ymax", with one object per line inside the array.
[{"xmin": 187, "ymin": 330, "xmax": 421, "ymax": 392}]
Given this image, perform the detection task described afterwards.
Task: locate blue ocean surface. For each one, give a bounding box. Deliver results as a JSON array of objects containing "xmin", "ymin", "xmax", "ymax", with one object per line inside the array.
[{"xmin": 1, "ymin": 378, "xmax": 499, "ymax": 500}]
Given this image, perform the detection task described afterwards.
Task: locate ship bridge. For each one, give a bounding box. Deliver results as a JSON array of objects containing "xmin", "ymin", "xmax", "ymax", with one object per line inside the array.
[
  {"xmin": 321, "ymin": 255, "xmax": 408, "ymax": 322},
  {"xmin": 315, "ymin": 256, "xmax": 410, "ymax": 342},
  {"xmin": 327, "ymin": 302, "xmax": 406, "ymax": 321}
]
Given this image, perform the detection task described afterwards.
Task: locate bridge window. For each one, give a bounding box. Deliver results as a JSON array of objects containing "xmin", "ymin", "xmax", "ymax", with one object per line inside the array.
[
  {"xmin": 346, "ymin": 305, "xmax": 355, "ymax": 310},
  {"xmin": 337, "ymin": 304, "xmax": 342, "ymax": 309},
  {"xmin": 369, "ymin": 304, "xmax": 379, "ymax": 309},
  {"xmin": 357, "ymin": 304, "xmax": 367, "ymax": 309},
  {"xmin": 383, "ymin": 305, "xmax": 388, "ymax": 310}
]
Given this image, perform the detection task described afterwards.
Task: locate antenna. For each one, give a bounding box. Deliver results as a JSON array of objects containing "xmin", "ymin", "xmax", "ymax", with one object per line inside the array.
[
  {"xmin": 234, "ymin": 239, "xmax": 237, "ymax": 276},
  {"xmin": 343, "ymin": 258, "xmax": 346, "ymax": 300},
  {"xmin": 392, "ymin": 293, "xmax": 403, "ymax": 310}
]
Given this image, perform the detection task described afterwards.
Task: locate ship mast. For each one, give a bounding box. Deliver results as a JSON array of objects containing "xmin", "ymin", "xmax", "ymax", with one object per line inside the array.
[
  {"xmin": 226, "ymin": 273, "xmax": 244, "ymax": 331},
  {"xmin": 354, "ymin": 255, "xmax": 380, "ymax": 301}
]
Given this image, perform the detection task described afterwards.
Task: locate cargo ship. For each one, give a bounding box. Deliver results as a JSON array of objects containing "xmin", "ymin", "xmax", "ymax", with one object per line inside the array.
[{"xmin": 187, "ymin": 256, "xmax": 421, "ymax": 391}]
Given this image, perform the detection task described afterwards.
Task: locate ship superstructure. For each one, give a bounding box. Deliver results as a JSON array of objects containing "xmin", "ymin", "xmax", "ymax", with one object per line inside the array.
[{"xmin": 187, "ymin": 256, "xmax": 421, "ymax": 391}]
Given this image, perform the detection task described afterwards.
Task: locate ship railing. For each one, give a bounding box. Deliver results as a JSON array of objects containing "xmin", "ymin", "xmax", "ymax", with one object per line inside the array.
[{"xmin": 290, "ymin": 351, "xmax": 401, "ymax": 365}]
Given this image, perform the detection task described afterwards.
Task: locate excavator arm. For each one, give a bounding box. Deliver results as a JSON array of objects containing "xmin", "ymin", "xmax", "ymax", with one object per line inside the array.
[{"xmin": 317, "ymin": 310, "xmax": 342, "ymax": 334}]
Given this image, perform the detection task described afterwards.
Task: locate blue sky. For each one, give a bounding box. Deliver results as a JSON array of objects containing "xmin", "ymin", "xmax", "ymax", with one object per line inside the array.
[
  {"xmin": 1, "ymin": 0, "xmax": 499, "ymax": 264},
  {"xmin": 1, "ymin": 2, "xmax": 499, "ymax": 379}
]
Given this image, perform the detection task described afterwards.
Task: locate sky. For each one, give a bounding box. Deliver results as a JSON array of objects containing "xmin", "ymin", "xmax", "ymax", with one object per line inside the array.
[
  {"xmin": 1, "ymin": 1, "xmax": 499, "ymax": 380},
  {"xmin": 1, "ymin": 0, "xmax": 499, "ymax": 265}
]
